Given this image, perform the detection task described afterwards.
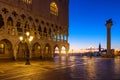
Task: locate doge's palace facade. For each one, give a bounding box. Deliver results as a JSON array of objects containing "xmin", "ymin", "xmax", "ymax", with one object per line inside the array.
[{"xmin": 0, "ymin": 0, "xmax": 69, "ymax": 60}]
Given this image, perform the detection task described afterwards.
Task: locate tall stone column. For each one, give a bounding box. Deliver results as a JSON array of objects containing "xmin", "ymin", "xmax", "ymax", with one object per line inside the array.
[
  {"xmin": 107, "ymin": 27, "xmax": 111, "ymax": 55},
  {"xmin": 58, "ymin": 47, "xmax": 62, "ymax": 60},
  {"xmin": 29, "ymin": 47, "xmax": 32, "ymax": 59},
  {"xmin": 50, "ymin": 47, "xmax": 54, "ymax": 58},
  {"xmin": 41, "ymin": 47, "xmax": 44, "ymax": 59},
  {"xmin": 13, "ymin": 48, "xmax": 17, "ymax": 60},
  {"xmin": 105, "ymin": 19, "xmax": 113, "ymax": 57},
  {"xmin": 13, "ymin": 44, "xmax": 18, "ymax": 60},
  {"xmin": 66, "ymin": 46, "xmax": 69, "ymax": 57},
  {"xmin": 66, "ymin": 49, "xmax": 69, "ymax": 57}
]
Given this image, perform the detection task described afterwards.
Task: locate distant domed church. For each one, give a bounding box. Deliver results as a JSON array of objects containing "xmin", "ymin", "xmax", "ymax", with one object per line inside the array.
[{"xmin": 0, "ymin": 0, "xmax": 69, "ymax": 60}]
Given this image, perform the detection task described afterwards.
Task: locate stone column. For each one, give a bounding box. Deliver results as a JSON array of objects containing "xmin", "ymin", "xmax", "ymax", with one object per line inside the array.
[
  {"xmin": 66, "ymin": 48, "xmax": 69, "ymax": 57},
  {"xmin": 41, "ymin": 47, "xmax": 44, "ymax": 59},
  {"xmin": 61, "ymin": 34, "xmax": 63, "ymax": 42},
  {"xmin": 59, "ymin": 34, "xmax": 61, "ymax": 41},
  {"xmin": 13, "ymin": 43, "xmax": 18, "ymax": 60},
  {"xmin": 59, "ymin": 48, "xmax": 62, "ymax": 57},
  {"xmin": 107, "ymin": 27, "xmax": 111, "ymax": 55},
  {"xmin": 29, "ymin": 47, "xmax": 32, "ymax": 59},
  {"xmin": 105, "ymin": 19, "xmax": 113, "ymax": 57},
  {"xmin": 56, "ymin": 33, "xmax": 57, "ymax": 41},
  {"xmin": 63, "ymin": 35, "xmax": 65, "ymax": 41},
  {"xmin": 51, "ymin": 47, "xmax": 54, "ymax": 59},
  {"xmin": 13, "ymin": 48, "xmax": 17, "ymax": 60}
]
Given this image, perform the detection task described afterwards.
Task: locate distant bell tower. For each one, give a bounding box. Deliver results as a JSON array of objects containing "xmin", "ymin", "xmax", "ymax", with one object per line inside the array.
[
  {"xmin": 105, "ymin": 19, "xmax": 113, "ymax": 57},
  {"xmin": 99, "ymin": 43, "xmax": 101, "ymax": 53}
]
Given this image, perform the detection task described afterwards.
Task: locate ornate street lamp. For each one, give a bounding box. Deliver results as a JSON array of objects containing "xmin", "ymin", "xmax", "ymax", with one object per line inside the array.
[{"xmin": 19, "ymin": 31, "xmax": 33, "ymax": 65}]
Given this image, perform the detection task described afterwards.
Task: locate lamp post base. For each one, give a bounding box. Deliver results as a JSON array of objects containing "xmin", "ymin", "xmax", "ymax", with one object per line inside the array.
[
  {"xmin": 106, "ymin": 53, "xmax": 114, "ymax": 58},
  {"xmin": 101, "ymin": 53, "xmax": 114, "ymax": 58},
  {"xmin": 25, "ymin": 61, "xmax": 30, "ymax": 65},
  {"xmin": 25, "ymin": 58, "xmax": 30, "ymax": 65}
]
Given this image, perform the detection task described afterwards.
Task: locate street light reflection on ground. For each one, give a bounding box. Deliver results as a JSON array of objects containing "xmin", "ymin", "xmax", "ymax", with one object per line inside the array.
[{"xmin": 19, "ymin": 31, "xmax": 34, "ymax": 65}]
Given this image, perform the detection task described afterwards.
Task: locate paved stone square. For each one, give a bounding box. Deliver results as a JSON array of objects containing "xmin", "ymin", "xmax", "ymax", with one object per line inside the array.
[{"xmin": 0, "ymin": 56, "xmax": 120, "ymax": 80}]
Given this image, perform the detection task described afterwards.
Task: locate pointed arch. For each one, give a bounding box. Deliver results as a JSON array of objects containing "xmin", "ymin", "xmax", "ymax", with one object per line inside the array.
[
  {"xmin": 7, "ymin": 17, "xmax": 15, "ymax": 35},
  {"xmin": 38, "ymin": 25, "xmax": 42, "ymax": 32},
  {"xmin": 17, "ymin": 42, "xmax": 29, "ymax": 59},
  {"xmin": 49, "ymin": 28, "xmax": 51, "ymax": 34},
  {"xmin": 32, "ymin": 23, "xmax": 36, "ymax": 31},
  {"xmin": 44, "ymin": 43, "xmax": 51, "ymax": 58},
  {"xmin": 24, "ymin": 21, "xmax": 30, "ymax": 32},
  {"xmin": 21, "ymin": 14, "xmax": 26, "ymax": 20},
  {"xmin": 38, "ymin": 25, "xmax": 42, "ymax": 38},
  {"xmin": 44, "ymin": 27, "xmax": 47, "ymax": 33},
  {"xmin": 16, "ymin": 19, "xmax": 21, "ymax": 28},
  {"xmin": 32, "ymin": 42, "xmax": 42, "ymax": 59},
  {"xmin": 0, "ymin": 14, "xmax": 4, "ymax": 29},
  {"xmin": 49, "ymin": 28, "xmax": 52, "ymax": 38},
  {"xmin": 7, "ymin": 17, "xmax": 13, "ymax": 26},
  {"xmin": 64, "ymin": 34, "xmax": 67, "ymax": 40},
  {"xmin": 54, "ymin": 45, "xmax": 60, "ymax": 57},
  {"xmin": 0, "ymin": 39, "xmax": 13, "ymax": 59},
  {"xmin": 16, "ymin": 19, "xmax": 23, "ymax": 35},
  {"xmin": 61, "ymin": 46, "xmax": 66, "ymax": 55}
]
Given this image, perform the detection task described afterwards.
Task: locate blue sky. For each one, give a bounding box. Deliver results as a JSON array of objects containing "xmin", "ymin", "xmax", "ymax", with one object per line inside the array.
[{"xmin": 69, "ymin": 0, "xmax": 120, "ymax": 52}]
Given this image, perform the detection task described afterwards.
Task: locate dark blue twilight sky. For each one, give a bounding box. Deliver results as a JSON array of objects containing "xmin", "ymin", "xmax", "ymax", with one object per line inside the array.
[{"xmin": 69, "ymin": 0, "xmax": 120, "ymax": 52}]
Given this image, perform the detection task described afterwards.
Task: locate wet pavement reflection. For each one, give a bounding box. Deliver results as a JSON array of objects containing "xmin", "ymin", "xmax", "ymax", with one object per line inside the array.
[{"xmin": 0, "ymin": 56, "xmax": 120, "ymax": 80}]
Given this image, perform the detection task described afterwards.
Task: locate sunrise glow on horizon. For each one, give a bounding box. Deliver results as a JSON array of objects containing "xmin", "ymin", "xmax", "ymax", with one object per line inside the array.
[{"xmin": 69, "ymin": 0, "xmax": 120, "ymax": 53}]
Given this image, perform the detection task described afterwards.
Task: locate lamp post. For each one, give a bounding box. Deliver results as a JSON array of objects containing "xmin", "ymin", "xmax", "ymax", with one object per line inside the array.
[{"xmin": 19, "ymin": 32, "xmax": 33, "ymax": 65}]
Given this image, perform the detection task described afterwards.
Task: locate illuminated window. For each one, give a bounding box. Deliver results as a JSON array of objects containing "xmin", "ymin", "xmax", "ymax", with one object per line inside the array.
[
  {"xmin": 38, "ymin": 46, "xmax": 41, "ymax": 50},
  {"xmin": 0, "ymin": 44, "xmax": 5, "ymax": 54},
  {"xmin": 46, "ymin": 47, "xmax": 48, "ymax": 54},
  {"xmin": 50, "ymin": 2, "xmax": 58, "ymax": 16},
  {"xmin": 22, "ymin": 0, "xmax": 32, "ymax": 4}
]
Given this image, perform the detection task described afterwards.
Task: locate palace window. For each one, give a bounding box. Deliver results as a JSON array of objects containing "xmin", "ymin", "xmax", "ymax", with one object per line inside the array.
[
  {"xmin": 44, "ymin": 27, "xmax": 47, "ymax": 33},
  {"xmin": 50, "ymin": 2, "xmax": 58, "ymax": 16},
  {"xmin": 22, "ymin": 0, "xmax": 32, "ymax": 4},
  {"xmin": 24, "ymin": 21, "xmax": 30, "ymax": 32},
  {"xmin": 0, "ymin": 14, "xmax": 4, "ymax": 29},
  {"xmin": 16, "ymin": 20, "xmax": 23, "ymax": 35},
  {"xmin": 7, "ymin": 17, "xmax": 13, "ymax": 27},
  {"xmin": 38, "ymin": 26, "xmax": 42, "ymax": 32},
  {"xmin": 7, "ymin": 17, "xmax": 15, "ymax": 35}
]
